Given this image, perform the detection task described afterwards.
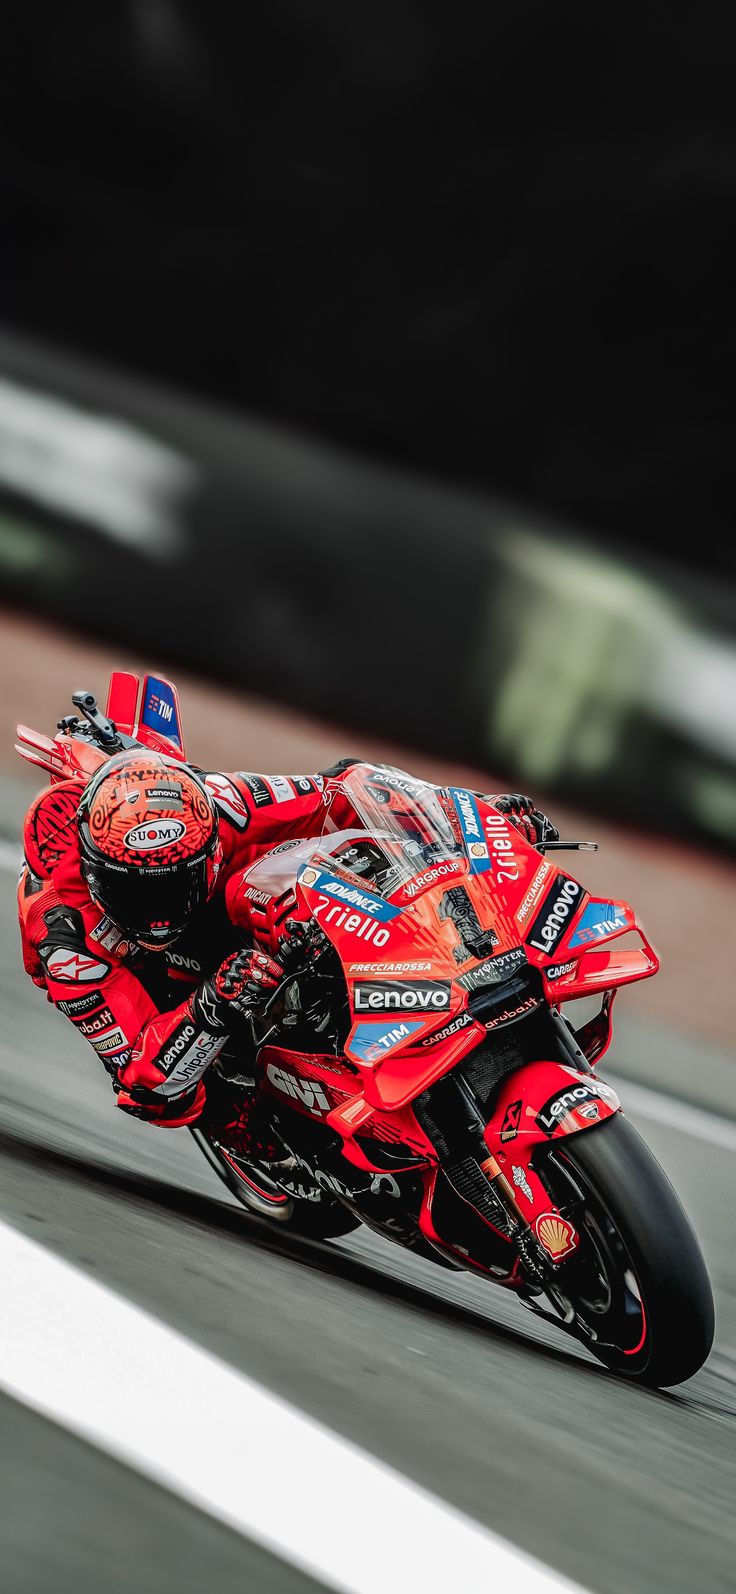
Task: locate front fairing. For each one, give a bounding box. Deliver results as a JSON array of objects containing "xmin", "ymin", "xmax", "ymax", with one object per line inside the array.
[
  {"xmin": 292, "ymin": 770, "xmax": 544, "ymax": 1089},
  {"xmin": 245, "ymin": 763, "xmax": 654, "ymax": 1101}
]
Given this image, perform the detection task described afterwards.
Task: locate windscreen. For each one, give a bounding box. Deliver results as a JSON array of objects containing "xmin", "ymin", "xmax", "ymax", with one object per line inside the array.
[{"xmin": 320, "ymin": 763, "xmax": 464, "ymax": 897}]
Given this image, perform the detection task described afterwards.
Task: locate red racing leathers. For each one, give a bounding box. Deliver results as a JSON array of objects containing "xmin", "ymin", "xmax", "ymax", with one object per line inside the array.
[
  {"xmin": 18, "ymin": 766, "xmax": 336, "ymax": 1126},
  {"xmin": 18, "ymin": 762, "xmax": 543, "ymax": 1129}
]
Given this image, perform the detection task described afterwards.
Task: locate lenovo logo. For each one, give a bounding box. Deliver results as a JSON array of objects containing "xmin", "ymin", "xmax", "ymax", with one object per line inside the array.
[
  {"xmin": 354, "ymin": 981, "xmax": 451, "ymax": 1013},
  {"xmin": 527, "ymin": 879, "xmax": 583, "ymax": 955}
]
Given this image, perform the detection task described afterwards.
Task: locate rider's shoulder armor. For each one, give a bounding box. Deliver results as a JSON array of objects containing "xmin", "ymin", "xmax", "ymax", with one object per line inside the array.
[
  {"xmin": 23, "ymin": 778, "xmax": 86, "ymax": 879},
  {"xmin": 19, "ymin": 780, "xmax": 86, "ymax": 983},
  {"xmin": 318, "ymin": 758, "xmax": 362, "ymax": 779}
]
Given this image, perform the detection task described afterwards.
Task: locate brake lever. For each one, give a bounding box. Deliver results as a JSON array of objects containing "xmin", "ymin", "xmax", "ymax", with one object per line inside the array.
[
  {"xmin": 249, "ymin": 918, "xmax": 326, "ymax": 1044},
  {"xmin": 263, "ymin": 965, "xmax": 310, "ymax": 1008},
  {"xmin": 536, "ymin": 840, "xmax": 599, "ymax": 852},
  {"xmin": 247, "ymin": 963, "xmax": 310, "ymax": 1049}
]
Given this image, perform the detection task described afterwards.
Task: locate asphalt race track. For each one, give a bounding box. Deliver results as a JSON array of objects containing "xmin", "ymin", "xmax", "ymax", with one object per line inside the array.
[{"xmin": 2, "ymin": 869, "xmax": 735, "ymax": 1593}]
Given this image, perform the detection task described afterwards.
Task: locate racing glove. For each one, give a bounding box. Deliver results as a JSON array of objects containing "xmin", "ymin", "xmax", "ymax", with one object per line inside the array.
[
  {"xmin": 193, "ymin": 947, "xmax": 285, "ymax": 1032},
  {"xmin": 493, "ymin": 794, "xmax": 560, "ymax": 848},
  {"xmin": 116, "ymin": 1080, "xmax": 206, "ymax": 1126}
]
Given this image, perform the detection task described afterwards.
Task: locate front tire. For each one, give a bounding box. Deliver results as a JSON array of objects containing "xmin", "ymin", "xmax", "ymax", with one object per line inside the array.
[{"xmin": 535, "ymin": 1113, "xmax": 715, "ymax": 1386}]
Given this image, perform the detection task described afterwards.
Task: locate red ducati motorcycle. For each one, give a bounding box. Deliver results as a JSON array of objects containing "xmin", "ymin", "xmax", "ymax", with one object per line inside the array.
[
  {"xmin": 199, "ymin": 764, "xmax": 714, "ymax": 1387},
  {"xmin": 17, "ymin": 675, "xmax": 715, "ymax": 1387}
]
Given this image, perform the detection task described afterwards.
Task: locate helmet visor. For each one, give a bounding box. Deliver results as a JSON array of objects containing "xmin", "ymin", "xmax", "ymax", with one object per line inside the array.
[{"xmin": 87, "ymin": 856, "xmax": 211, "ymax": 947}]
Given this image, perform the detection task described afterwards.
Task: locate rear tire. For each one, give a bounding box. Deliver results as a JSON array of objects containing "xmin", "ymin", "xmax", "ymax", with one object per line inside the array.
[
  {"xmin": 536, "ymin": 1114, "xmax": 715, "ymax": 1386},
  {"xmin": 283, "ymin": 1197, "xmax": 362, "ymax": 1239},
  {"xmin": 191, "ymin": 1127, "xmax": 360, "ymax": 1238}
]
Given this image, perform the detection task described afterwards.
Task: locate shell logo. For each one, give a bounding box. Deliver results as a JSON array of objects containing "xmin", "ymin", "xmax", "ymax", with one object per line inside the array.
[{"xmin": 534, "ymin": 1212, "xmax": 579, "ymax": 1260}]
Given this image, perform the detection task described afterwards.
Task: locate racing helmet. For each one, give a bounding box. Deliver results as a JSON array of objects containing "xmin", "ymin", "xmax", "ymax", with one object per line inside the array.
[{"xmin": 77, "ymin": 752, "xmax": 221, "ymax": 950}]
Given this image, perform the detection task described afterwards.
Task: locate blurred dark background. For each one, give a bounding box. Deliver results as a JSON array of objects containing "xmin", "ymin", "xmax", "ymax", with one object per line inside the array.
[
  {"xmin": 4, "ymin": 2, "xmax": 736, "ymax": 583},
  {"xmin": 1, "ymin": 2, "xmax": 734, "ymax": 852}
]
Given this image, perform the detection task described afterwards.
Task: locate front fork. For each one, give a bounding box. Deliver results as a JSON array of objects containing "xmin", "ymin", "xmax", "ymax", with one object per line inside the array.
[
  {"xmin": 415, "ymin": 1053, "xmax": 621, "ymax": 1287},
  {"xmin": 414, "ymin": 1072, "xmax": 553, "ymax": 1286}
]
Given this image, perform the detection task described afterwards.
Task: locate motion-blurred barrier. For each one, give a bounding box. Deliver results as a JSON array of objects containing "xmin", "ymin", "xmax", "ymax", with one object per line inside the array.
[{"xmin": 0, "ymin": 328, "xmax": 733, "ymax": 851}]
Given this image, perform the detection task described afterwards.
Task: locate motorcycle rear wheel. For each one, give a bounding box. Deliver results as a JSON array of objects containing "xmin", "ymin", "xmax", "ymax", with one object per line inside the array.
[
  {"xmin": 535, "ymin": 1113, "xmax": 714, "ymax": 1387},
  {"xmin": 190, "ymin": 1127, "xmax": 361, "ymax": 1238}
]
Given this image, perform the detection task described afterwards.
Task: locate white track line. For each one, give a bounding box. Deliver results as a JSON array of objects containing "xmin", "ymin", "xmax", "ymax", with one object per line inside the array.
[
  {"xmin": 608, "ymin": 1074, "xmax": 736, "ymax": 1154},
  {"xmin": 0, "ymin": 840, "xmax": 20, "ymax": 872},
  {"xmin": 0, "ymin": 1220, "xmax": 587, "ymax": 1594}
]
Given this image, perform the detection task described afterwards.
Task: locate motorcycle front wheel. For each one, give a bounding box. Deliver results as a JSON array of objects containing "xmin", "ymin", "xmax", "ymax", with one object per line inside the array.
[{"xmin": 534, "ymin": 1113, "xmax": 715, "ymax": 1387}]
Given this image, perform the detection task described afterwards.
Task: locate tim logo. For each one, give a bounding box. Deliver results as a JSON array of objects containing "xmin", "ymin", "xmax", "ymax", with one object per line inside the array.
[{"xmin": 147, "ymin": 693, "xmax": 173, "ymax": 723}]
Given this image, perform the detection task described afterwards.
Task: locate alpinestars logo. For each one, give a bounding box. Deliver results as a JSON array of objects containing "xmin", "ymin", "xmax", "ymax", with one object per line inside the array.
[
  {"xmin": 204, "ymin": 773, "xmax": 249, "ymax": 831},
  {"xmin": 197, "ymin": 985, "xmax": 225, "ymax": 1029},
  {"xmin": 43, "ymin": 947, "xmax": 110, "ymax": 983},
  {"xmin": 526, "ymin": 878, "xmax": 583, "ymax": 955}
]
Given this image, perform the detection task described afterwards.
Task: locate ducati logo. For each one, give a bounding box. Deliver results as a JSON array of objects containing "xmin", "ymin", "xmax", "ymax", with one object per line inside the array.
[{"xmin": 534, "ymin": 1213, "xmax": 579, "ymax": 1260}]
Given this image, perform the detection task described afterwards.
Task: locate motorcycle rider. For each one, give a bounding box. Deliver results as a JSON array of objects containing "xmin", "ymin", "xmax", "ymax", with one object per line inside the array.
[{"xmin": 18, "ymin": 748, "xmax": 558, "ymax": 1173}]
